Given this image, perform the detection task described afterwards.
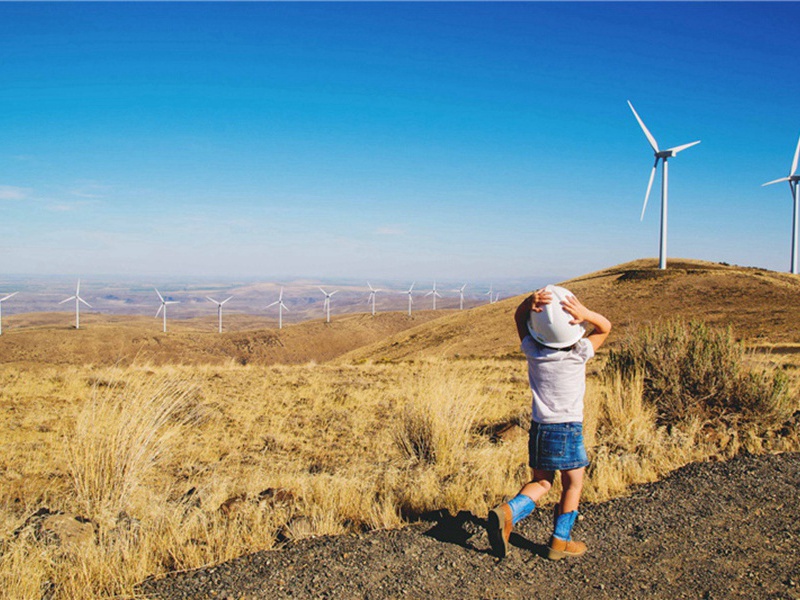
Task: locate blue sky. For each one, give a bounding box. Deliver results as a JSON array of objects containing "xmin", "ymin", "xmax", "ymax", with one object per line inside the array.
[{"xmin": 1, "ymin": 2, "xmax": 798, "ymax": 283}]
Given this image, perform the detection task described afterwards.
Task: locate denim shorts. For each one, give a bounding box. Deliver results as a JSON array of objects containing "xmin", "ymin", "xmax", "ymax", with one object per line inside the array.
[{"xmin": 528, "ymin": 421, "xmax": 589, "ymax": 471}]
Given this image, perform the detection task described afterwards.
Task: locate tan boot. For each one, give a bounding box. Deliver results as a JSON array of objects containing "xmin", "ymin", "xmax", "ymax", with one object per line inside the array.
[
  {"xmin": 487, "ymin": 504, "xmax": 513, "ymax": 558},
  {"xmin": 547, "ymin": 535, "xmax": 587, "ymax": 560}
]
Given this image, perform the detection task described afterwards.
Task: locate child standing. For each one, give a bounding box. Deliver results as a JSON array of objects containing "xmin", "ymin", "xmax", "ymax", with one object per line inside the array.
[{"xmin": 487, "ymin": 285, "xmax": 611, "ymax": 560}]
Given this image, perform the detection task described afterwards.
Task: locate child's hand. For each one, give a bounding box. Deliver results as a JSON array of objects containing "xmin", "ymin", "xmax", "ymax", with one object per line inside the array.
[
  {"xmin": 560, "ymin": 294, "xmax": 590, "ymax": 324},
  {"xmin": 531, "ymin": 288, "xmax": 552, "ymax": 313}
]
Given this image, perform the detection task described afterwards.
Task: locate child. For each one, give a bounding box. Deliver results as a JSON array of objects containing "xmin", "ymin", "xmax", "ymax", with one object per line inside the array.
[{"xmin": 487, "ymin": 285, "xmax": 611, "ymax": 560}]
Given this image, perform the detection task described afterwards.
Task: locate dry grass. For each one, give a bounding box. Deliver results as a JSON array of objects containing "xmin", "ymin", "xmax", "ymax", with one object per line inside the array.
[{"xmin": 0, "ymin": 321, "xmax": 797, "ymax": 598}]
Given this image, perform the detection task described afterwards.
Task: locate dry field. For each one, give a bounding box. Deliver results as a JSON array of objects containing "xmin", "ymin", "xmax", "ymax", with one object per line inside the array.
[{"xmin": 0, "ymin": 259, "xmax": 798, "ymax": 599}]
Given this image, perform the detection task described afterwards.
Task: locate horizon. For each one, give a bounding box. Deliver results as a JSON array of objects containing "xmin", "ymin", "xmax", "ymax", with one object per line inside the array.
[{"xmin": 2, "ymin": 3, "xmax": 799, "ymax": 279}]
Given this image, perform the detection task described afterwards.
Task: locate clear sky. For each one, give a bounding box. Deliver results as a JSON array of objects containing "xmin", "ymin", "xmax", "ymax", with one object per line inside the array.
[{"xmin": 1, "ymin": 2, "xmax": 798, "ymax": 283}]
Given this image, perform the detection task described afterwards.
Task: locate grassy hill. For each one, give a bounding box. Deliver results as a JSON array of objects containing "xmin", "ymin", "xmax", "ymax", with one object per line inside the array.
[
  {"xmin": 2, "ymin": 258, "xmax": 798, "ymax": 367},
  {"xmin": 0, "ymin": 310, "xmax": 450, "ymax": 366},
  {"xmin": 341, "ymin": 258, "xmax": 800, "ymax": 363}
]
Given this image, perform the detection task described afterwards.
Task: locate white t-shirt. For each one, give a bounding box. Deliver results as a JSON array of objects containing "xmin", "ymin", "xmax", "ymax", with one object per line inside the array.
[{"xmin": 520, "ymin": 335, "xmax": 595, "ymax": 424}]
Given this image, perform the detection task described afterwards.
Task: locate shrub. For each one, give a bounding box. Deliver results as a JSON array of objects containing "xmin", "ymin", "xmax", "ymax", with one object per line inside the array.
[{"xmin": 604, "ymin": 319, "xmax": 796, "ymax": 429}]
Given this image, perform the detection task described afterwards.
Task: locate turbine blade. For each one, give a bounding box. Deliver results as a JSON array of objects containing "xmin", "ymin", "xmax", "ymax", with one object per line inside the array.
[
  {"xmin": 792, "ymin": 134, "xmax": 800, "ymax": 177},
  {"xmin": 666, "ymin": 140, "xmax": 701, "ymax": 154},
  {"xmin": 207, "ymin": 296, "xmax": 218, "ymax": 304},
  {"xmin": 76, "ymin": 280, "xmax": 81, "ymax": 295},
  {"xmin": 762, "ymin": 176, "xmax": 791, "ymax": 187},
  {"xmin": 409, "ymin": 282, "xmax": 415, "ymax": 292},
  {"xmin": 281, "ymin": 303, "xmax": 290, "ymax": 312},
  {"xmin": 166, "ymin": 301, "xmax": 180, "ymax": 305},
  {"xmin": 221, "ymin": 296, "xmax": 233, "ymax": 304},
  {"xmin": 79, "ymin": 297, "xmax": 91, "ymax": 308},
  {"xmin": 156, "ymin": 305, "xmax": 163, "ymax": 318},
  {"xmin": 319, "ymin": 287, "xmax": 327, "ymax": 295},
  {"xmin": 642, "ymin": 161, "xmax": 658, "ymax": 221},
  {"xmin": 266, "ymin": 301, "xmax": 279, "ymax": 308},
  {"xmin": 154, "ymin": 287, "xmax": 164, "ymax": 302},
  {"xmin": 330, "ymin": 290, "xmax": 338, "ymax": 296},
  {"xmin": 425, "ymin": 291, "xmax": 433, "ymax": 296},
  {"xmin": 59, "ymin": 296, "xmax": 76, "ymax": 304},
  {"xmin": 627, "ymin": 100, "xmax": 659, "ymax": 153},
  {"xmin": 0, "ymin": 292, "xmax": 18, "ymax": 302}
]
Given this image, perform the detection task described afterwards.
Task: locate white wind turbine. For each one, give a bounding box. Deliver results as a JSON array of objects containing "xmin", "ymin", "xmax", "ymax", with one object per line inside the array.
[
  {"xmin": 319, "ymin": 287, "xmax": 338, "ymax": 323},
  {"xmin": 485, "ymin": 284, "xmax": 494, "ymax": 304},
  {"xmin": 206, "ymin": 295, "xmax": 233, "ymax": 334},
  {"xmin": 452, "ymin": 283, "xmax": 467, "ymax": 310},
  {"xmin": 0, "ymin": 292, "xmax": 18, "ymax": 335},
  {"xmin": 266, "ymin": 287, "xmax": 290, "ymax": 329},
  {"xmin": 425, "ymin": 281, "xmax": 442, "ymax": 310},
  {"xmin": 367, "ymin": 282, "xmax": 382, "ymax": 316},
  {"xmin": 405, "ymin": 282, "xmax": 415, "ymax": 316},
  {"xmin": 154, "ymin": 288, "xmax": 179, "ymax": 333},
  {"xmin": 59, "ymin": 280, "xmax": 91, "ymax": 329},
  {"xmin": 493, "ymin": 292, "xmax": 501, "ymax": 304},
  {"xmin": 762, "ymin": 134, "xmax": 800, "ymax": 274},
  {"xmin": 628, "ymin": 100, "xmax": 701, "ymax": 270}
]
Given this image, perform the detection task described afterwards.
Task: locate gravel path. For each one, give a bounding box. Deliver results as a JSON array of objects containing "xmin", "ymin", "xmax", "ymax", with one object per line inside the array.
[{"xmin": 138, "ymin": 452, "xmax": 800, "ymax": 599}]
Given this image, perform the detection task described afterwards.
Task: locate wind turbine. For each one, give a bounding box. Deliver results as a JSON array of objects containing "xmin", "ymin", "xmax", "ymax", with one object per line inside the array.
[
  {"xmin": 0, "ymin": 292, "xmax": 18, "ymax": 335},
  {"xmin": 628, "ymin": 100, "xmax": 701, "ymax": 270},
  {"xmin": 425, "ymin": 281, "xmax": 442, "ymax": 310},
  {"xmin": 493, "ymin": 292, "xmax": 501, "ymax": 304},
  {"xmin": 485, "ymin": 284, "xmax": 494, "ymax": 304},
  {"xmin": 319, "ymin": 287, "xmax": 338, "ymax": 323},
  {"xmin": 366, "ymin": 282, "xmax": 382, "ymax": 316},
  {"xmin": 762, "ymin": 134, "xmax": 800, "ymax": 274},
  {"xmin": 452, "ymin": 283, "xmax": 467, "ymax": 310},
  {"xmin": 206, "ymin": 295, "xmax": 233, "ymax": 334},
  {"xmin": 154, "ymin": 288, "xmax": 179, "ymax": 333},
  {"xmin": 59, "ymin": 280, "xmax": 91, "ymax": 329},
  {"xmin": 405, "ymin": 282, "xmax": 415, "ymax": 316},
  {"xmin": 266, "ymin": 287, "xmax": 289, "ymax": 329}
]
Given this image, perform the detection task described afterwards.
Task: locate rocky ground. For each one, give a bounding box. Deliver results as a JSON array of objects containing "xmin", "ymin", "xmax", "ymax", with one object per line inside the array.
[{"xmin": 138, "ymin": 452, "xmax": 800, "ymax": 599}]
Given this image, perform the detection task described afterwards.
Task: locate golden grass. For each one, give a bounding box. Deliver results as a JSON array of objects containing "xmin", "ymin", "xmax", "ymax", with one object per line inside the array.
[{"xmin": 0, "ymin": 346, "xmax": 797, "ymax": 598}]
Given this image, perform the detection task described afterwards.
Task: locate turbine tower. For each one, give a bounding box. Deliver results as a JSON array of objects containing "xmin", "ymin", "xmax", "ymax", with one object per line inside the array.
[
  {"xmin": 425, "ymin": 281, "xmax": 442, "ymax": 310},
  {"xmin": 367, "ymin": 282, "xmax": 382, "ymax": 316},
  {"xmin": 452, "ymin": 283, "xmax": 467, "ymax": 310},
  {"xmin": 762, "ymin": 133, "xmax": 800, "ymax": 274},
  {"xmin": 405, "ymin": 282, "xmax": 415, "ymax": 317},
  {"xmin": 628, "ymin": 100, "xmax": 701, "ymax": 270},
  {"xmin": 59, "ymin": 280, "xmax": 91, "ymax": 329},
  {"xmin": 266, "ymin": 287, "xmax": 290, "ymax": 329},
  {"xmin": 319, "ymin": 287, "xmax": 338, "ymax": 323},
  {"xmin": 154, "ymin": 288, "xmax": 179, "ymax": 333},
  {"xmin": 0, "ymin": 292, "xmax": 18, "ymax": 335},
  {"xmin": 206, "ymin": 295, "xmax": 233, "ymax": 334}
]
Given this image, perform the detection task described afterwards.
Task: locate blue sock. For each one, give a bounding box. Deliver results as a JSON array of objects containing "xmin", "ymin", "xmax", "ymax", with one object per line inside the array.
[
  {"xmin": 553, "ymin": 510, "xmax": 579, "ymax": 541},
  {"xmin": 507, "ymin": 494, "xmax": 536, "ymax": 525}
]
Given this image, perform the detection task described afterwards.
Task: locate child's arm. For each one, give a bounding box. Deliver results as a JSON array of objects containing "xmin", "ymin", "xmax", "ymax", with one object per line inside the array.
[
  {"xmin": 560, "ymin": 295, "xmax": 612, "ymax": 352},
  {"xmin": 514, "ymin": 288, "xmax": 552, "ymax": 342}
]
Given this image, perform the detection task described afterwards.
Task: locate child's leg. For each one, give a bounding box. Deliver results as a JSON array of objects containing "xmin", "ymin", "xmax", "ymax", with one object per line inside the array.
[
  {"xmin": 487, "ymin": 469, "xmax": 553, "ymax": 558},
  {"xmin": 548, "ymin": 467, "xmax": 587, "ymax": 560}
]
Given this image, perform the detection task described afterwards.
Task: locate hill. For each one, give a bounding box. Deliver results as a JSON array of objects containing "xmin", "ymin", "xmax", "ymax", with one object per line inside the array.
[
  {"xmin": 0, "ymin": 310, "xmax": 449, "ymax": 366},
  {"xmin": 2, "ymin": 258, "xmax": 798, "ymax": 367},
  {"xmin": 340, "ymin": 258, "xmax": 800, "ymax": 363}
]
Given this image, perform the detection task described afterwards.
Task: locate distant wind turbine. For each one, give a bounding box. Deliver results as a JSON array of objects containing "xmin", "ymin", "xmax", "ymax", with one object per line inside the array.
[
  {"xmin": 367, "ymin": 282, "xmax": 382, "ymax": 316},
  {"xmin": 0, "ymin": 292, "xmax": 18, "ymax": 335},
  {"xmin": 452, "ymin": 284, "xmax": 467, "ymax": 310},
  {"xmin": 425, "ymin": 281, "xmax": 442, "ymax": 310},
  {"xmin": 319, "ymin": 287, "xmax": 338, "ymax": 323},
  {"xmin": 207, "ymin": 295, "xmax": 233, "ymax": 334},
  {"xmin": 266, "ymin": 287, "xmax": 289, "ymax": 329},
  {"xmin": 485, "ymin": 284, "xmax": 494, "ymax": 304},
  {"xmin": 628, "ymin": 100, "xmax": 701, "ymax": 270},
  {"xmin": 405, "ymin": 282, "xmax": 415, "ymax": 316},
  {"xmin": 154, "ymin": 288, "xmax": 179, "ymax": 333},
  {"xmin": 59, "ymin": 280, "xmax": 91, "ymax": 329},
  {"xmin": 493, "ymin": 292, "xmax": 500, "ymax": 304},
  {"xmin": 762, "ymin": 133, "xmax": 800, "ymax": 274}
]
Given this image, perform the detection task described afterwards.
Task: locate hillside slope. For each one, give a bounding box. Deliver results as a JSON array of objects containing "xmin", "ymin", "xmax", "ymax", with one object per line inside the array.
[
  {"xmin": 0, "ymin": 310, "xmax": 449, "ymax": 366},
  {"xmin": 340, "ymin": 258, "xmax": 800, "ymax": 362}
]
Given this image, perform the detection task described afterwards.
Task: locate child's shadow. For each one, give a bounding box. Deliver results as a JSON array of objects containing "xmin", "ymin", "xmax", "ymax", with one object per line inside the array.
[{"xmin": 421, "ymin": 509, "xmax": 549, "ymax": 558}]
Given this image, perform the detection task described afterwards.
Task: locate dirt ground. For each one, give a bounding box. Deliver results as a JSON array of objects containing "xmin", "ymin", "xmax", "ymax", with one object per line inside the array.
[{"xmin": 138, "ymin": 451, "xmax": 800, "ymax": 599}]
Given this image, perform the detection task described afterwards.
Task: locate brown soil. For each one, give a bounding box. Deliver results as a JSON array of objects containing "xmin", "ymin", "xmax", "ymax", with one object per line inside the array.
[{"xmin": 138, "ymin": 451, "xmax": 800, "ymax": 599}]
